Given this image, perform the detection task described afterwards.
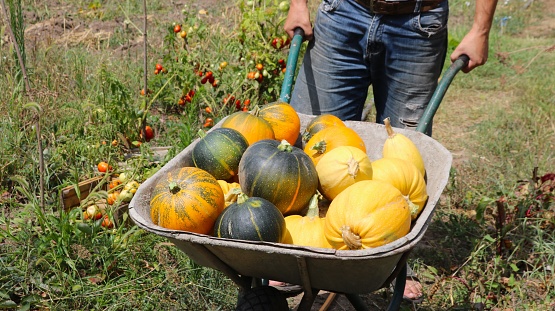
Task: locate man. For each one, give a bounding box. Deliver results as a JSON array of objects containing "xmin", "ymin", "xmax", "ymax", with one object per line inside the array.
[{"xmin": 282, "ymin": 0, "xmax": 498, "ymax": 302}]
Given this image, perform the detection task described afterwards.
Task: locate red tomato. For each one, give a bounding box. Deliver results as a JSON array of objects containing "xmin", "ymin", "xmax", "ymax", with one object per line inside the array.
[
  {"xmin": 155, "ymin": 63, "xmax": 163, "ymax": 71},
  {"xmin": 143, "ymin": 126, "xmax": 155, "ymax": 141},
  {"xmin": 173, "ymin": 24, "xmax": 182, "ymax": 33}
]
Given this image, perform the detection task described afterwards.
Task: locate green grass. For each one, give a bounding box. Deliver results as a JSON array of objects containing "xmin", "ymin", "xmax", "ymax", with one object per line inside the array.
[{"xmin": 1, "ymin": 0, "xmax": 554, "ymax": 310}]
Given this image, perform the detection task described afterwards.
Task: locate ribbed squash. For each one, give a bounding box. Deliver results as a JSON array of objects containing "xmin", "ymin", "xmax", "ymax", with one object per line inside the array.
[
  {"xmin": 316, "ymin": 146, "xmax": 373, "ymax": 201},
  {"xmin": 302, "ymin": 114, "xmax": 346, "ymax": 143},
  {"xmin": 192, "ymin": 128, "xmax": 249, "ymax": 180},
  {"xmin": 258, "ymin": 102, "xmax": 301, "ymax": 145},
  {"xmin": 371, "ymin": 157, "xmax": 428, "ymax": 220},
  {"xmin": 282, "ymin": 194, "xmax": 332, "ymax": 248},
  {"xmin": 304, "ymin": 126, "xmax": 366, "ymax": 166},
  {"xmin": 324, "ymin": 180, "xmax": 411, "ymax": 250},
  {"xmin": 150, "ymin": 167, "xmax": 224, "ymax": 234},
  {"xmin": 221, "ymin": 108, "xmax": 275, "ymax": 145},
  {"xmin": 217, "ymin": 180, "xmax": 241, "ymax": 207},
  {"xmin": 382, "ymin": 118, "xmax": 426, "ymax": 177},
  {"xmin": 238, "ymin": 139, "xmax": 318, "ymax": 216},
  {"xmin": 213, "ymin": 193, "xmax": 286, "ymax": 243}
]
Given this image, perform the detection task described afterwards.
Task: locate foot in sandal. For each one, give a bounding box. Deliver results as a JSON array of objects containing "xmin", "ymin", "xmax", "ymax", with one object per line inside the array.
[{"xmin": 403, "ymin": 267, "xmax": 424, "ymax": 303}]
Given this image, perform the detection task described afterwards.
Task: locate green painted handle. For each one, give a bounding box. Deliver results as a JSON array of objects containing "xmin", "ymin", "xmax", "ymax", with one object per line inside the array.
[
  {"xmin": 279, "ymin": 28, "xmax": 305, "ymax": 103},
  {"xmin": 416, "ymin": 55, "xmax": 470, "ymax": 135}
]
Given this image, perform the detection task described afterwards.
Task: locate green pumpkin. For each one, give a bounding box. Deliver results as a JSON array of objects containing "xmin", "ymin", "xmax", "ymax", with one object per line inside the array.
[
  {"xmin": 192, "ymin": 128, "xmax": 249, "ymax": 180},
  {"xmin": 238, "ymin": 139, "xmax": 318, "ymax": 216},
  {"xmin": 214, "ymin": 193, "xmax": 286, "ymax": 243}
]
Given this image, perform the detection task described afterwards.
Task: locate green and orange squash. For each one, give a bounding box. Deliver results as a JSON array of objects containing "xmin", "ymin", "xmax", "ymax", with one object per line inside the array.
[{"xmin": 150, "ymin": 167, "xmax": 224, "ymax": 234}]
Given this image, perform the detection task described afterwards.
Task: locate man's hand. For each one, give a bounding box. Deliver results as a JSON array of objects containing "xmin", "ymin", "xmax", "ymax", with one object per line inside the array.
[
  {"xmin": 451, "ymin": 0, "xmax": 498, "ymax": 73},
  {"xmin": 284, "ymin": 0, "xmax": 313, "ymax": 40}
]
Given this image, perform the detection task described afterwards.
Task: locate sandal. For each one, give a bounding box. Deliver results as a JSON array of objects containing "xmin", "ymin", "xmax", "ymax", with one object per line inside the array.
[{"xmin": 403, "ymin": 266, "xmax": 424, "ymax": 304}]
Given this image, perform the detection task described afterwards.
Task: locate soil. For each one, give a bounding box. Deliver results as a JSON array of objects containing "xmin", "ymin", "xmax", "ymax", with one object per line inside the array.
[{"xmin": 5, "ymin": 0, "xmax": 554, "ymax": 310}]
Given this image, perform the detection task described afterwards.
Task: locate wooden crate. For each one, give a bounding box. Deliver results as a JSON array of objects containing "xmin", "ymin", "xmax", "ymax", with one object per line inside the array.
[{"xmin": 60, "ymin": 176, "xmax": 106, "ymax": 211}]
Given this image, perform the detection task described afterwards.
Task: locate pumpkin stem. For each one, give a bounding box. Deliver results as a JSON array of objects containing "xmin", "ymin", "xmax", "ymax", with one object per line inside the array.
[
  {"xmin": 237, "ymin": 192, "xmax": 249, "ymax": 204},
  {"xmin": 168, "ymin": 181, "xmax": 181, "ymax": 194},
  {"xmin": 347, "ymin": 157, "xmax": 360, "ymax": 179},
  {"xmin": 310, "ymin": 140, "xmax": 327, "ymax": 154},
  {"xmin": 383, "ymin": 118, "xmax": 396, "ymax": 138},
  {"xmin": 250, "ymin": 105, "xmax": 260, "ymax": 116},
  {"xmin": 404, "ymin": 195, "xmax": 420, "ymax": 217},
  {"xmin": 341, "ymin": 225, "xmax": 362, "ymax": 250},
  {"xmin": 305, "ymin": 193, "xmax": 321, "ymax": 219},
  {"xmin": 197, "ymin": 129, "xmax": 207, "ymax": 139},
  {"xmin": 277, "ymin": 140, "xmax": 293, "ymax": 152}
]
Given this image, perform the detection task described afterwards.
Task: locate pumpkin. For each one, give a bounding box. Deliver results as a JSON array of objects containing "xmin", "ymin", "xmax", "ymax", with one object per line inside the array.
[
  {"xmin": 302, "ymin": 114, "xmax": 346, "ymax": 143},
  {"xmin": 324, "ymin": 180, "xmax": 411, "ymax": 250},
  {"xmin": 370, "ymin": 157, "xmax": 428, "ymax": 220},
  {"xmin": 192, "ymin": 128, "xmax": 249, "ymax": 180},
  {"xmin": 282, "ymin": 194, "xmax": 332, "ymax": 248},
  {"xmin": 238, "ymin": 139, "xmax": 319, "ymax": 216},
  {"xmin": 304, "ymin": 126, "xmax": 366, "ymax": 166},
  {"xmin": 382, "ymin": 118, "xmax": 426, "ymax": 177},
  {"xmin": 213, "ymin": 192, "xmax": 286, "ymax": 243},
  {"xmin": 316, "ymin": 146, "xmax": 373, "ymax": 201},
  {"xmin": 150, "ymin": 167, "xmax": 224, "ymax": 234},
  {"xmin": 217, "ymin": 180, "xmax": 242, "ymax": 206},
  {"xmin": 258, "ymin": 102, "xmax": 301, "ymax": 145},
  {"xmin": 221, "ymin": 108, "xmax": 275, "ymax": 145}
]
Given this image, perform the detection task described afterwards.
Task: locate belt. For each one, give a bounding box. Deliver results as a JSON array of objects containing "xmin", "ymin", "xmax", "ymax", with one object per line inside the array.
[{"xmin": 355, "ymin": 0, "xmax": 443, "ymax": 14}]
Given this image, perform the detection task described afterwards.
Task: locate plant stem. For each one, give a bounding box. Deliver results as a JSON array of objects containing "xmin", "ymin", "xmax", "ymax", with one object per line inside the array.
[{"xmin": 1, "ymin": 0, "xmax": 44, "ymax": 210}]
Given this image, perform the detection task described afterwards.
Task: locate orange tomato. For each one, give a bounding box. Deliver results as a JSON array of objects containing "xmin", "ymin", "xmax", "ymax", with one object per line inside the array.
[
  {"xmin": 107, "ymin": 192, "xmax": 119, "ymax": 205},
  {"xmin": 143, "ymin": 125, "xmax": 154, "ymax": 141},
  {"xmin": 97, "ymin": 161, "xmax": 111, "ymax": 173},
  {"xmin": 101, "ymin": 215, "xmax": 114, "ymax": 229}
]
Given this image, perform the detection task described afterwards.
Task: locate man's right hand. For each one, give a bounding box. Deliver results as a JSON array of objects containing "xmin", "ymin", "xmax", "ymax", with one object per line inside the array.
[{"xmin": 284, "ymin": 0, "xmax": 313, "ymax": 40}]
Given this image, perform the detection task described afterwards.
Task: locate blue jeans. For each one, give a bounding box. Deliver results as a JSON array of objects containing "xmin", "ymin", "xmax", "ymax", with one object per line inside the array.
[{"xmin": 290, "ymin": 0, "xmax": 449, "ymax": 132}]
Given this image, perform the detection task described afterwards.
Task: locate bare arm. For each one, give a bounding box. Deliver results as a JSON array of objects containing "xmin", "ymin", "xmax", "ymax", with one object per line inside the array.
[
  {"xmin": 451, "ymin": 0, "xmax": 498, "ymax": 72},
  {"xmin": 284, "ymin": 0, "xmax": 313, "ymax": 40}
]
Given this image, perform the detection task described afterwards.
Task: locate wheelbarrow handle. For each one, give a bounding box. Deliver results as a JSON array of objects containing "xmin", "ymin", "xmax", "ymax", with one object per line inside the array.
[
  {"xmin": 279, "ymin": 27, "xmax": 305, "ymax": 103},
  {"xmin": 416, "ymin": 54, "xmax": 470, "ymax": 135}
]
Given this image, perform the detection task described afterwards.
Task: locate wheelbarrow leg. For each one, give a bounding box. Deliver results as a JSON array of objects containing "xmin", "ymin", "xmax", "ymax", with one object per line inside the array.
[
  {"xmin": 295, "ymin": 288, "xmax": 319, "ymax": 311},
  {"xmin": 386, "ymin": 264, "xmax": 407, "ymax": 311}
]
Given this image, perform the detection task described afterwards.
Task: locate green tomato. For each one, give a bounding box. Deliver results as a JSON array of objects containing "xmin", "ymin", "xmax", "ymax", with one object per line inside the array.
[{"xmin": 278, "ymin": 1, "xmax": 289, "ymax": 12}]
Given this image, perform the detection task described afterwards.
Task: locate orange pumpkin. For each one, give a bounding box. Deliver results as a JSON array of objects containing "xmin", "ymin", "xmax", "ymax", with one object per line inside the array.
[
  {"xmin": 371, "ymin": 157, "xmax": 428, "ymax": 220},
  {"xmin": 302, "ymin": 114, "xmax": 346, "ymax": 143},
  {"xmin": 304, "ymin": 126, "xmax": 366, "ymax": 166},
  {"xmin": 315, "ymin": 146, "xmax": 373, "ymax": 201},
  {"xmin": 324, "ymin": 180, "xmax": 411, "ymax": 250},
  {"xmin": 150, "ymin": 167, "xmax": 225, "ymax": 234},
  {"xmin": 221, "ymin": 108, "xmax": 275, "ymax": 145},
  {"xmin": 258, "ymin": 102, "xmax": 301, "ymax": 145},
  {"xmin": 282, "ymin": 194, "xmax": 332, "ymax": 249}
]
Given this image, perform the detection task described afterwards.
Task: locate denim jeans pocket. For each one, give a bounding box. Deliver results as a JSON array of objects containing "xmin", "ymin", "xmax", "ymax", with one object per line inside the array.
[
  {"xmin": 321, "ymin": 0, "xmax": 343, "ymax": 12},
  {"xmin": 413, "ymin": 1, "xmax": 449, "ymax": 37}
]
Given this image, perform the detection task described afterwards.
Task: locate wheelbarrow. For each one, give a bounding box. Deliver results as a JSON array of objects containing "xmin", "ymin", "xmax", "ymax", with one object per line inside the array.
[{"xmin": 128, "ymin": 28, "xmax": 469, "ymax": 310}]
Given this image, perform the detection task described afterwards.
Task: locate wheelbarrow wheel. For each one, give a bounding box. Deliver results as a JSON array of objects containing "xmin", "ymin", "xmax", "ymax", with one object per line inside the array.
[{"xmin": 236, "ymin": 285, "xmax": 289, "ymax": 311}]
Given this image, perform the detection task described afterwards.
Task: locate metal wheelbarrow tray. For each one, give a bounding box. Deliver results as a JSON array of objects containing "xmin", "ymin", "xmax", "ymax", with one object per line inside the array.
[{"xmin": 128, "ymin": 28, "xmax": 468, "ymax": 308}]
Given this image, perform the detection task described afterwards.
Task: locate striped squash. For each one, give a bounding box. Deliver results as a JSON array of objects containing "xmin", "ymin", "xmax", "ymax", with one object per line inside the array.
[
  {"xmin": 192, "ymin": 128, "xmax": 249, "ymax": 180},
  {"xmin": 150, "ymin": 167, "xmax": 224, "ymax": 234},
  {"xmin": 238, "ymin": 139, "xmax": 318, "ymax": 216}
]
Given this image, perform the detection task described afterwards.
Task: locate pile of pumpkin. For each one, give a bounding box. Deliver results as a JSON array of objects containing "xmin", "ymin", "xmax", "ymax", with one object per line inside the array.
[{"xmin": 149, "ymin": 102, "xmax": 428, "ymax": 251}]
